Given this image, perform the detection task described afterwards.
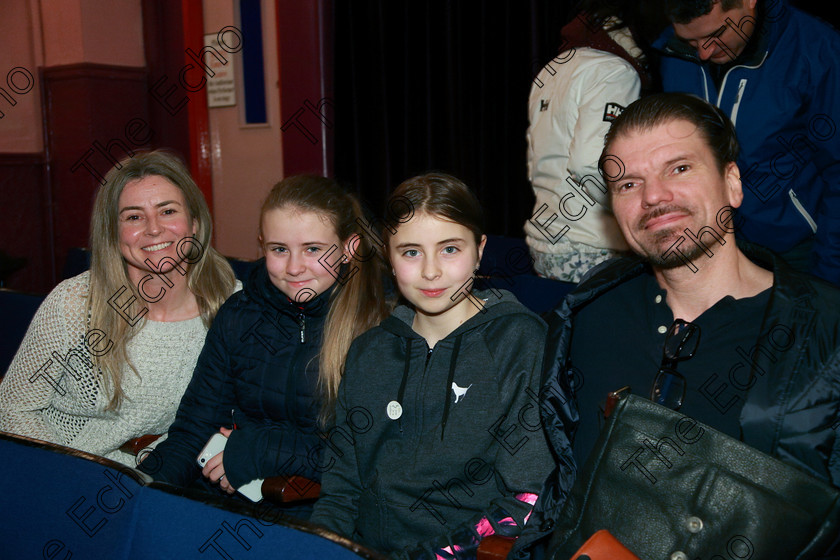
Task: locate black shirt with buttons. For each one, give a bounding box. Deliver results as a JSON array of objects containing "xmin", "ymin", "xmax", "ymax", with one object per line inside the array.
[{"xmin": 568, "ymin": 269, "xmax": 771, "ymax": 466}]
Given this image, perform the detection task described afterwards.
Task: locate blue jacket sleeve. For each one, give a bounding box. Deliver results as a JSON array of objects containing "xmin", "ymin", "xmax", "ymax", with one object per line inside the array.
[
  {"xmin": 138, "ymin": 310, "xmax": 236, "ymax": 486},
  {"xmin": 808, "ymin": 40, "xmax": 840, "ymax": 285},
  {"xmin": 223, "ymin": 411, "xmax": 323, "ymax": 488}
]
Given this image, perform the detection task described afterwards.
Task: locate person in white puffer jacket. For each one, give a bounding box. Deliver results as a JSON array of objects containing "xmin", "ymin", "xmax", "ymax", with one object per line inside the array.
[{"xmin": 524, "ymin": 0, "xmax": 667, "ymax": 283}]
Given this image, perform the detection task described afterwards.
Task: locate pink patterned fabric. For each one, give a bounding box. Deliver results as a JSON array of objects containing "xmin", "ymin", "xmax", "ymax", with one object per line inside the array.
[
  {"xmin": 475, "ymin": 492, "xmax": 540, "ymax": 536},
  {"xmin": 429, "ymin": 493, "xmax": 541, "ymax": 559},
  {"xmin": 476, "ymin": 517, "xmax": 496, "ymax": 537},
  {"xmin": 436, "ymin": 544, "xmax": 466, "ymax": 560},
  {"xmin": 515, "ymin": 492, "xmax": 538, "ymax": 505},
  {"xmin": 516, "ymin": 492, "xmax": 539, "ymax": 523}
]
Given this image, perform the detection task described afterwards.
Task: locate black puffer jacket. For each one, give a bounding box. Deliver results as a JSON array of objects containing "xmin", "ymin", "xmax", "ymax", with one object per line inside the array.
[
  {"xmin": 513, "ymin": 243, "xmax": 840, "ymax": 557},
  {"xmin": 140, "ymin": 260, "xmax": 325, "ymax": 490}
]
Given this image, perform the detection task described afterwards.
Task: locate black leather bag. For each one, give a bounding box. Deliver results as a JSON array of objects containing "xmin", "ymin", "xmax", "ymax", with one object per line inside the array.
[{"xmin": 547, "ymin": 395, "xmax": 840, "ymax": 560}]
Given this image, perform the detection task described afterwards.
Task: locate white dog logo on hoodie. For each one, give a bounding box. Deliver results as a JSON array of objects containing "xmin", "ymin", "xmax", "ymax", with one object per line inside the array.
[{"xmin": 451, "ymin": 382, "xmax": 473, "ymax": 403}]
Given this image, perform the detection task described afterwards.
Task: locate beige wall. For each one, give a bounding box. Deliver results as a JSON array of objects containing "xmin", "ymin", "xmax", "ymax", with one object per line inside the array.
[
  {"xmin": 40, "ymin": 0, "xmax": 144, "ymax": 66},
  {"xmin": 0, "ymin": 0, "xmax": 44, "ymax": 153},
  {"xmin": 203, "ymin": 0, "xmax": 284, "ymax": 260},
  {"xmin": 1, "ymin": 0, "xmax": 268, "ymax": 259},
  {"xmin": 0, "ymin": 0, "xmax": 145, "ymax": 154}
]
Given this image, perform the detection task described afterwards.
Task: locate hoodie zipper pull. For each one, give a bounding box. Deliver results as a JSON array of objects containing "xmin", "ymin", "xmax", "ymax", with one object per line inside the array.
[{"xmin": 298, "ymin": 311, "xmax": 305, "ymax": 344}]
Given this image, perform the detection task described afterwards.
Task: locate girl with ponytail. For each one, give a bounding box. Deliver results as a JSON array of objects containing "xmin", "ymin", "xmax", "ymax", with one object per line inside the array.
[{"xmin": 141, "ymin": 175, "xmax": 386, "ymax": 515}]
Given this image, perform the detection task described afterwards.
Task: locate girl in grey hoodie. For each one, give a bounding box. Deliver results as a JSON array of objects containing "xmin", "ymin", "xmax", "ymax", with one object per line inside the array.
[{"xmin": 311, "ymin": 173, "xmax": 558, "ymax": 558}]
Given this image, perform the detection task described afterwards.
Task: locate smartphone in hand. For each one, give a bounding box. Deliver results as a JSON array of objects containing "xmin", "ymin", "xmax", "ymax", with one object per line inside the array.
[
  {"xmin": 195, "ymin": 432, "xmax": 264, "ymax": 502},
  {"xmin": 196, "ymin": 432, "xmax": 228, "ymax": 467}
]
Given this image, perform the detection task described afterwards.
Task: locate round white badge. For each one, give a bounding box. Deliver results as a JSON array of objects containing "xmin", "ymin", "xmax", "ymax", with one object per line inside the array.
[{"xmin": 386, "ymin": 400, "xmax": 403, "ymax": 420}]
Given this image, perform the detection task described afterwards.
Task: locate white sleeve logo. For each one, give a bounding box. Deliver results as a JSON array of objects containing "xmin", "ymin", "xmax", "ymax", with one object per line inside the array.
[{"xmin": 603, "ymin": 102, "xmax": 626, "ymax": 122}]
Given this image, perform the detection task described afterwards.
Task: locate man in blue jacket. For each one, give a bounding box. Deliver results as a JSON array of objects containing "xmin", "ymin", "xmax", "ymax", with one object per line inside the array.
[{"xmin": 655, "ymin": 0, "xmax": 840, "ymax": 285}]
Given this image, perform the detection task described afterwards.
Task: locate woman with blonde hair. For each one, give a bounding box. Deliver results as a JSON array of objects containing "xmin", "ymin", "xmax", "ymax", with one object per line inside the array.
[{"xmin": 0, "ymin": 149, "xmax": 238, "ymax": 466}]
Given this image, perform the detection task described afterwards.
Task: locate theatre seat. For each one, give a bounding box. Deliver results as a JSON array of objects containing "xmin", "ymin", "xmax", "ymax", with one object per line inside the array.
[
  {"xmin": 476, "ymin": 236, "xmax": 575, "ymax": 315},
  {"xmin": 227, "ymin": 257, "xmax": 255, "ymax": 281},
  {"xmin": 63, "ymin": 247, "xmax": 91, "ymax": 279},
  {"xmin": 1, "ymin": 431, "xmax": 382, "ymax": 559},
  {"xmin": 477, "ymin": 273, "xmax": 574, "ymax": 315},
  {"xmin": 479, "ymin": 235, "xmax": 536, "ymax": 277},
  {"xmin": 0, "ymin": 288, "xmax": 45, "ymax": 375}
]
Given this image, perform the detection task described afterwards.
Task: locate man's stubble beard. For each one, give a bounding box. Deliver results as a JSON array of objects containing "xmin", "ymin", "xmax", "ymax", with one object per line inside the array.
[{"xmin": 634, "ymin": 204, "xmax": 706, "ymax": 269}]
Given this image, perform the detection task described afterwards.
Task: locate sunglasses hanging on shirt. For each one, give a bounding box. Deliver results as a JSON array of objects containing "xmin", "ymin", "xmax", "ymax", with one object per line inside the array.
[
  {"xmin": 649, "ymin": 318, "xmax": 701, "ymax": 411},
  {"xmin": 597, "ymin": 319, "xmax": 701, "ymax": 429}
]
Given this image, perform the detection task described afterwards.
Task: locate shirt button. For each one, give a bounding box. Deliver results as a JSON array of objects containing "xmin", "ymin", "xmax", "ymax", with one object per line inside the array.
[
  {"xmin": 655, "ymin": 295, "xmax": 662, "ymax": 304},
  {"xmin": 670, "ymin": 552, "xmax": 689, "ymax": 560},
  {"xmin": 657, "ymin": 325, "xmax": 668, "ymax": 334},
  {"xmin": 686, "ymin": 516, "xmax": 704, "ymax": 533}
]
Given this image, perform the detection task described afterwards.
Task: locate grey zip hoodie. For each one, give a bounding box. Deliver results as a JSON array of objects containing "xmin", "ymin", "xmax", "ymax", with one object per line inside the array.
[{"xmin": 311, "ymin": 289, "xmax": 554, "ymax": 556}]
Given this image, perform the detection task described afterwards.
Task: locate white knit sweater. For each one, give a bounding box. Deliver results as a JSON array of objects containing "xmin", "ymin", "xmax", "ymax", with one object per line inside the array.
[{"xmin": 0, "ymin": 272, "xmax": 209, "ymax": 467}]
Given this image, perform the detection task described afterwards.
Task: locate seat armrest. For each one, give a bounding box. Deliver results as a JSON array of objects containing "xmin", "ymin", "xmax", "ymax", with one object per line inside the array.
[
  {"xmin": 477, "ymin": 535, "xmax": 516, "ymax": 560},
  {"xmin": 261, "ymin": 475, "xmax": 321, "ymax": 503},
  {"xmin": 119, "ymin": 434, "xmax": 162, "ymax": 456}
]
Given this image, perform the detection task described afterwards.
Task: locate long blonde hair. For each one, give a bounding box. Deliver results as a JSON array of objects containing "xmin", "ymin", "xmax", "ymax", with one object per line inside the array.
[
  {"xmin": 88, "ymin": 149, "xmax": 236, "ymax": 410},
  {"xmin": 259, "ymin": 175, "xmax": 387, "ymax": 425}
]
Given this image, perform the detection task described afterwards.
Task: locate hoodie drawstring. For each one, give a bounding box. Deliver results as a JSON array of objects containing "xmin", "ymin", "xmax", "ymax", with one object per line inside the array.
[
  {"xmin": 395, "ymin": 339, "xmax": 412, "ymax": 433},
  {"xmin": 393, "ymin": 334, "xmax": 464, "ymax": 439}
]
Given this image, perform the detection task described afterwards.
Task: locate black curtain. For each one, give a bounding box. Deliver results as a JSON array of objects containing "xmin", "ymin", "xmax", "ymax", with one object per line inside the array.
[
  {"xmin": 332, "ymin": 1, "xmax": 840, "ymax": 236},
  {"xmin": 332, "ymin": 0, "xmax": 575, "ymax": 236}
]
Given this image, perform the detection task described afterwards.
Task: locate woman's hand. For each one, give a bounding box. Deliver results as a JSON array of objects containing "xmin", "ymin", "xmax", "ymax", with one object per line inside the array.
[{"xmin": 201, "ymin": 427, "xmax": 235, "ymax": 494}]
